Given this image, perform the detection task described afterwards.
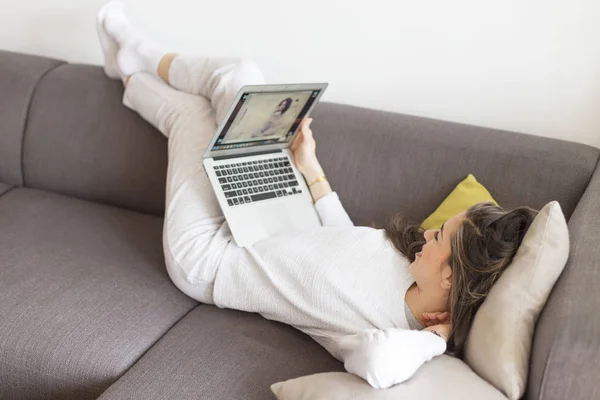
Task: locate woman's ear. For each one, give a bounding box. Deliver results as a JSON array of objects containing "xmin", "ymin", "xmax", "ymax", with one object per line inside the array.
[{"xmin": 441, "ymin": 264, "xmax": 452, "ymax": 290}]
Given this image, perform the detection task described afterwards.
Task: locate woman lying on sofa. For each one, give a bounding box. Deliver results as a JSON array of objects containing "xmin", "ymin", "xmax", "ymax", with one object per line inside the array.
[{"xmin": 96, "ymin": 2, "xmax": 537, "ymax": 389}]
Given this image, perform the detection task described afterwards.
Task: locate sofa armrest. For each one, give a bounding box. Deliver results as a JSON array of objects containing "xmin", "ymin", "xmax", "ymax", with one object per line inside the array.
[{"xmin": 527, "ymin": 158, "xmax": 600, "ymax": 400}]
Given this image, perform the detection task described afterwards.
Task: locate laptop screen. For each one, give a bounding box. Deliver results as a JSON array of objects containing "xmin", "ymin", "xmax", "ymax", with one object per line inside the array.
[{"xmin": 210, "ymin": 89, "xmax": 321, "ymax": 151}]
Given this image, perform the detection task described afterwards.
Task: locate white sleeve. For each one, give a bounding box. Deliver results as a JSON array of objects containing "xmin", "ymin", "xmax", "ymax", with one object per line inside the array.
[
  {"xmin": 314, "ymin": 191, "xmax": 354, "ymax": 227},
  {"xmin": 334, "ymin": 328, "xmax": 447, "ymax": 389}
]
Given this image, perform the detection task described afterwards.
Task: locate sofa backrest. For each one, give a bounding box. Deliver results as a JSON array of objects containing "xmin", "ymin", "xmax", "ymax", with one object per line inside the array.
[
  {"xmin": 1, "ymin": 49, "xmax": 599, "ymax": 400},
  {"xmin": 311, "ymin": 102, "xmax": 599, "ymax": 226},
  {"xmin": 1, "ymin": 50, "xmax": 168, "ymax": 216},
  {"xmin": 24, "ymin": 62, "xmax": 169, "ymax": 216},
  {"xmin": 2, "ymin": 50, "xmax": 598, "ymax": 221},
  {"xmin": 0, "ymin": 51, "xmax": 64, "ymax": 186}
]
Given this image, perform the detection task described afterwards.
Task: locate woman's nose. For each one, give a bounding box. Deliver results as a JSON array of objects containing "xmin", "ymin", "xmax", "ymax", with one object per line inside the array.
[{"xmin": 424, "ymin": 229, "xmax": 433, "ymax": 242}]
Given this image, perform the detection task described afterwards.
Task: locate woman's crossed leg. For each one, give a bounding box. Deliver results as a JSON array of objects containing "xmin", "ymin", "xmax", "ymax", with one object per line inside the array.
[{"xmin": 97, "ymin": 1, "xmax": 265, "ymax": 303}]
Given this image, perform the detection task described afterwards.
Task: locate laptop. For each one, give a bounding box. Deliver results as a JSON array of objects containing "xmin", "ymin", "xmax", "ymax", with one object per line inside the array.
[{"xmin": 202, "ymin": 83, "xmax": 329, "ymax": 247}]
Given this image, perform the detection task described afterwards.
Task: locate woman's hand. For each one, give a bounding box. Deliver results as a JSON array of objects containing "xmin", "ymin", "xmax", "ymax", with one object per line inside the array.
[
  {"xmin": 423, "ymin": 323, "xmax": 452, "ymax": 342},
  {"xmin": 290, "ymin": 118, "xmax": 321, "ymax": 178},
  {"xmin": 421, "ymin": 311, "xmax": 450, "ymax": 327}
]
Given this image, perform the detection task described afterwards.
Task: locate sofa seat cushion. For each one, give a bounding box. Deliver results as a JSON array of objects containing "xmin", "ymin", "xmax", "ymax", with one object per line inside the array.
[
  {"xmin": 0, "ymin": 182, "xmax": 11, "ymax": 196},
  {"xmin": 98, "ymin": 306, "xmax": 345, "ymax": 400},
  {"xmin": 0, "ymin": 188, "xmax": 197, "ymax": 400}
]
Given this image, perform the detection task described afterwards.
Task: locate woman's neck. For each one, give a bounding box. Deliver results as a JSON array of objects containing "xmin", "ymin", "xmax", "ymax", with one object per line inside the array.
[{"xmin": 404, "ymin": 283, "xmax": 449, "ymax": 327}]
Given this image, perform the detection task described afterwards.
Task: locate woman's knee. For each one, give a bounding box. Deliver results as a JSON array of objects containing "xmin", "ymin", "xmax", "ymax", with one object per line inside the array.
[
  {"xmin": 162, "ymin": 221, "xmax": 227, "ymax": 282},
  {"xmin": 164, "ymin": 251, "xmax": 216, "ymax": 305},
  {"xmin": 233, "ymin": 58, "xmax": 265, "ymax": 85}
]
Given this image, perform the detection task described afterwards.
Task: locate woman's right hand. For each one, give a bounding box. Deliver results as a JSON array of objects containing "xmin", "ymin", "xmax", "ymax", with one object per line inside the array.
[
  {"xmin": 421, "ymin": 311, "xmax": 450, "ymax": 327},
  {"xmin": 290, "ymin": 118, "xmax": 320, "ymax": 176}
]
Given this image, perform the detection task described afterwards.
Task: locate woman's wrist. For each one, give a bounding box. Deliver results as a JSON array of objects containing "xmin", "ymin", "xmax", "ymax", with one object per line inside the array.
[
  {"xmin": 302, "ymin": 162, "xmax": 325, "ymax": 184},
  {"xmin": 429, "ymin": 330, "xmax": 442, "ymax": 339},
  {"xmin": 424, "ymin": 326, "xmax": 450, "ymax": 342}
]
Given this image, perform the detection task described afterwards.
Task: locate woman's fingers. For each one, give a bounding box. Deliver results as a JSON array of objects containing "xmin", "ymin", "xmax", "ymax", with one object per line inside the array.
[
  {"xmin": 422, "ymin": 313, "xmax": 434, "ymax": 326},
  {"xmin": 299, "ymin": 119, "xmax": 308, "ymax": 131},
  {"xmin": 301, "ymin": 117, "xmax": 313, "ymax": 128},
  {"xmin": 291, "ymin": 131, "xmax": 302, "ymax": 151},
  {"xmin": 422, "ymin": 312, "xmax": 450, "ymax": 325},
  {"xmin": 300, "ymin": 118, "xmax": 314, "ymax": 136},
  {"xmin": 295, "ymin": 118, "xmax": 315, "ymax": 150},
  {"xmin": 436, "ymin": 312, "xmax": 449, "ymax": 322}
]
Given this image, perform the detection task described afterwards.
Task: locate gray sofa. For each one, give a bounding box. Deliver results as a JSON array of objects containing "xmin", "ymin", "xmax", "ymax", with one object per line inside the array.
[{"xmin": 0, "ymin": 49, "xmax": 599, "ymax": 400}]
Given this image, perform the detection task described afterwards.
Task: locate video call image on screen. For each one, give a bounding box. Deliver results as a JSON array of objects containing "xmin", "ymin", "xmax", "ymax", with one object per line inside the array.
[{"xmin": 217, "ymin": 91, "xmax": 315, "ymax": 147}]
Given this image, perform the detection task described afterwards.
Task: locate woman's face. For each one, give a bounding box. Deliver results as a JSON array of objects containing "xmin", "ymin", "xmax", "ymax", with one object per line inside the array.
[{"xmin": 410, "ymin": 211, "xmax": 466, "ymax": 293}]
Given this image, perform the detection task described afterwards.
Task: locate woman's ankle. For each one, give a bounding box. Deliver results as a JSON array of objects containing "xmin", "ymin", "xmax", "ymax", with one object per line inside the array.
[{"xmin": 158, "ymin": 53, "xmax": 178, "ymax": 83}]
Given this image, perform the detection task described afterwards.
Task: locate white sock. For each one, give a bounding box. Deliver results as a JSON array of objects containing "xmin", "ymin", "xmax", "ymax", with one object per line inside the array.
[
  {"xmin": 96, "ymin": 2, "xmax": 121, "ymax": 79},
  {"xmin": 102, "ymin": 1, "xmax": 163, "ymax": 77}
]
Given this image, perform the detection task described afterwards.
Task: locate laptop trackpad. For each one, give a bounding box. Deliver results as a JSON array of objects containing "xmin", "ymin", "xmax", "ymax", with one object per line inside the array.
[{"xmin": 258, "ymin": 204, "xmax": 294, "ymax": 233}]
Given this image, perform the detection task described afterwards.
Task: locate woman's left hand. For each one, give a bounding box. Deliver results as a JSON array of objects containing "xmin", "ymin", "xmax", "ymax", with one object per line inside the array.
[{"xmin": 421, "ymin": 311, "xmax": 450, "ymax": 327}]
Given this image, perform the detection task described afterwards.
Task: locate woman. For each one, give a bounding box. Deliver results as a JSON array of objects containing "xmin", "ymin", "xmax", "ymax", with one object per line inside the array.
[
  {"xmin": 97, "ymin": 2, "xmax": 537, "ymax": 389},
  {"xmin": 250, "ymin": 97, "xmax": 293, "ymax": 138}
]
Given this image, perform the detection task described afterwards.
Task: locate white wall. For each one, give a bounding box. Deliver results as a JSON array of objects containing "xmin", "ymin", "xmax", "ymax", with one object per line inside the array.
[{"xmin": 2, "ymin": 0, "xmax": 600, "ymax": 148}]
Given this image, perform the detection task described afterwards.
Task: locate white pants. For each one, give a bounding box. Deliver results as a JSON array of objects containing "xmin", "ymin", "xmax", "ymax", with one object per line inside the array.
[{"xmin": 122, "ymin": 56, "xmax": 265, "ymax": 304}]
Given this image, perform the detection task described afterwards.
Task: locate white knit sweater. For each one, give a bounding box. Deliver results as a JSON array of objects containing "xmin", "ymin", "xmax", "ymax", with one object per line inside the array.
[{"xmin": 214, "ymin": 192, "xmax": 447, "ymax": 388}]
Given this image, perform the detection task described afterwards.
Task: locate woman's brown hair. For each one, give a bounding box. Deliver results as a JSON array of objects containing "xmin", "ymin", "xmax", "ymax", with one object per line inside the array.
[{"xmin": 376, "ymin": 201, "xmax": 538, "ymax": 358}]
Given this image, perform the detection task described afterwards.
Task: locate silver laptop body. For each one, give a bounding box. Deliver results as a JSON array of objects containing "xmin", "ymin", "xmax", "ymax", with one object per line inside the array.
[{"xmin": 202, "ymin": 83, "xmax": 328, "ymax": 247}]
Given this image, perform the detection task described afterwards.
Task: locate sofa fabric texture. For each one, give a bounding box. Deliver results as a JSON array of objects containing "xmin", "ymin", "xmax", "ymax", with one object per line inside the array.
[
  {"xmin": 22, "ymin": 63, "xmax": 168, "ymax": 216},
  {"xmin": 527, "ymin": 163, "xmax": 600, "ymax": 400},
  {"xmin": 311, "ymin": 103, "xmax": 598, "ymax": 226},
  {"xmin": 1, "ymin": 49, "xmax": 599, "ymax": 399},
  {"xmin": 0, "ymin": 182, "xmax": 12, "ymax": 196},
  {"xmin": 0, "ymin": 51, "xmax": 64, "ymax": 186},
  {"xmin": 97, "ymin": 306, "xmax": 345, "ymax": 400},
  {"xmin": 0, "ymin": 188, "xmax": 197, "ymax": 399}
]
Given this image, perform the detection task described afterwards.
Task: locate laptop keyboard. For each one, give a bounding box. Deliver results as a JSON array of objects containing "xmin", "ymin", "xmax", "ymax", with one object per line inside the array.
[{"xmin": 213, "ymin": 156, "xmax": 302, "ymax": 207}]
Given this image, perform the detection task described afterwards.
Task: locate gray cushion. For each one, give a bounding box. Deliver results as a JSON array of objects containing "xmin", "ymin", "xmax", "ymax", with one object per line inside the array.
[
  {"xmin": 527, "ymin": 165, "xmax": 600, "ymax": 400},
  {"xmin": 0, "ymin": 50, "xmax": 64, "ymax": 186},
  {"xmin": 312, "ymin": 103, "xmax": 599, "ymax": 226},
  {"xmin": 22, "ymin": 64, "xmax": 168, "ymax": 216},
  {"xmin": 97, "ymin": 306, "xmax": 344, "ymax": 400},
  {"xmin": 0, "ymin": 188, "xmax": 197, "ymax": 399},
  {"xmin": 0, "ymin": 182, "xmax": 11, "ymax": 196}
]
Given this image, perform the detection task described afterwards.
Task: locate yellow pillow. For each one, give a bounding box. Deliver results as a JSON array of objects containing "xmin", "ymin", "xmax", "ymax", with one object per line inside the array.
[{"xmin": 421, "ymin": 174, "xmax": 498, "ymax": 231}]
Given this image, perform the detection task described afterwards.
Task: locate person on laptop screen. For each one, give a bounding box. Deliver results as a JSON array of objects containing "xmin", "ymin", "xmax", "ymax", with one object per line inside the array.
[
  {"xmin": 251, "ymin": 97, "xmax": 293, "ymax": 138},
  {"xmin": 222, "ymin": 94, "xmax": 306, "ymax": 143},
  {"xmin": 97, "ymin": 2, "xmax": 538, "ymax": 390}
]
